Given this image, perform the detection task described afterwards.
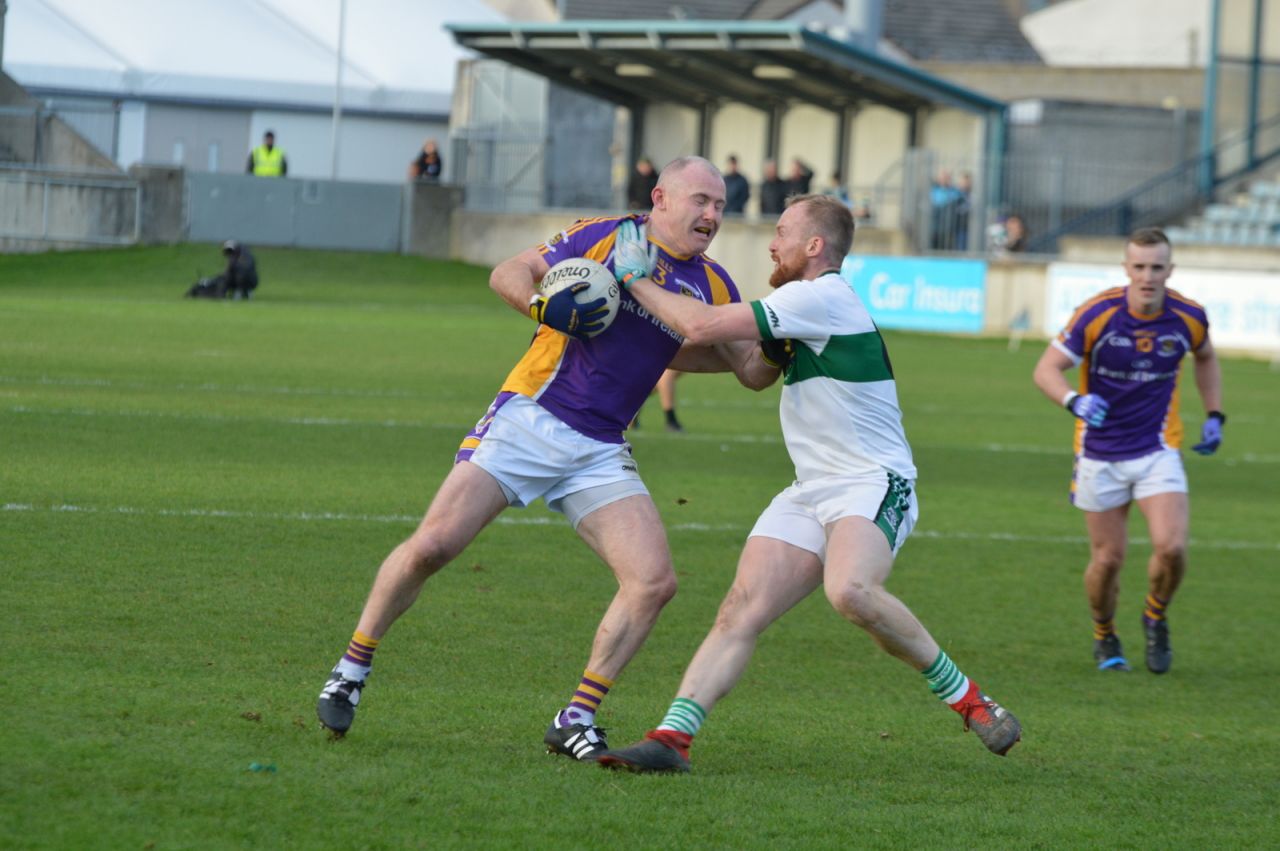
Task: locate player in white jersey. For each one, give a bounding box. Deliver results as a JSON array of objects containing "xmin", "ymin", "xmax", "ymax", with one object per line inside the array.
[{"xmin": 595, "ymin": 195, "xmax": 1021, "ymax": 773}]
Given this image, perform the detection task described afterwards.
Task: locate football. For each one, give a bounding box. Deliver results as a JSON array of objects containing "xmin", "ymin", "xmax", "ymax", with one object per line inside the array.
[{"xmin": 539, "ymin": 257, "xmax": 621, "ymax": 338}]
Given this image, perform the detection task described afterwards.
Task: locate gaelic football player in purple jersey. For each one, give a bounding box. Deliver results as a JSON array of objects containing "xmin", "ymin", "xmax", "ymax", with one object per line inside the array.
[
  {"xmin": 316, "ymin": 157, "xmax": 782, "ymax": 759},
  {"xmin": 1033, "ymin": 227, "xmax": 1225, "ymax": 675}
]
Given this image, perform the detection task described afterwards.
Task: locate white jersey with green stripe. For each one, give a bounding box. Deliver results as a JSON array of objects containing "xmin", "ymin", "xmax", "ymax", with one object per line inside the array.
[{"xmin": 750, "ymin": 272, "xmax": 917, "ymax": 483}]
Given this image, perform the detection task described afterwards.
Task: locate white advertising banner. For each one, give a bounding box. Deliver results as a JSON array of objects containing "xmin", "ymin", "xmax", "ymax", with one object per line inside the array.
[{"xmin": 1045, "ymin": 264, "xmax": 1280, "ymax": 353}]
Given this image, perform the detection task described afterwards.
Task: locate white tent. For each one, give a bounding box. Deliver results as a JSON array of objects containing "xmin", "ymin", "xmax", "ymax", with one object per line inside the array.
[{"xmin": 2, "ymin": 0, "xmax": 506, "ymax": 181}]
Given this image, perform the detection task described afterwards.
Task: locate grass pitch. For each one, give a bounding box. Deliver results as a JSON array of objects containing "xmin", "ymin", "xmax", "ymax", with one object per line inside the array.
[{"xmin": 1, "ymin": 245, "xmax": 1277, "ymax": 849}]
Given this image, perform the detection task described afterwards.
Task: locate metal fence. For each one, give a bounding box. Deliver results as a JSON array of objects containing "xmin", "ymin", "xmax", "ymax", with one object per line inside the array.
[
  {"xmin": 450, "ymin": 134, "xmax": 547, "ymax": 212},
  {"xmin": 1027, "ymin": 112, "xmax": 1280, "ymax": 252},
  {"xmin": 185, "ymin": 172, "xmax": 405, "ymax": 252},
  {"xmin": 886, "ymin": 147, "xmax": 1225, "ymax": 257}
]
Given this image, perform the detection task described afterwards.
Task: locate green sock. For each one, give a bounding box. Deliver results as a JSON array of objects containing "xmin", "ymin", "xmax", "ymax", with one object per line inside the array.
[
  {"xmin": 921, "ymin": 650, "xmax": 971, "ymax": 706},
  {"xmin": 655, "ymin": 697, "xmax": 706, "ymax": 736}
]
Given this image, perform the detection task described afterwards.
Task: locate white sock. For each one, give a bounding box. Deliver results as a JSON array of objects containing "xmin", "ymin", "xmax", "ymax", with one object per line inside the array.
[{"xmin": 335, "ymin": 658, "xmax": 370, "ymax": 682}]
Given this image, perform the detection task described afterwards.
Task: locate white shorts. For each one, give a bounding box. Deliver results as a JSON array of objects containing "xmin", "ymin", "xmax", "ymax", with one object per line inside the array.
[
  {"xmin": 1071, "ymin": 448, "xmax": 1188, "ymax": 512},
  {"xmin": 749, "ymin": 469, "xmax": 919, "ymax": 560},
  {"xmin": 467, "ymin": 395, "xmax": 648, "ymax": 527}
]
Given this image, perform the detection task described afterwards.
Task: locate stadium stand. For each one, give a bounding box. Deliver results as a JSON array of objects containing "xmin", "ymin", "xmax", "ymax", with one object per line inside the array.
[{"xmin": 1168, "ymin": 181, "xmax": 1280, "ymax": 248}]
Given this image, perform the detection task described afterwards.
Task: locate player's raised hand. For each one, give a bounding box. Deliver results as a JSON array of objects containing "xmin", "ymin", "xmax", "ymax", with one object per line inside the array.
[
  {"xmin": 529, "ymin": 283, "xmax": 609, "ymax": 339},
  {"xmin": 613, "ymin": 220, "xmax": 658, "ymax": 289},
  {"xmin": 1191, "ymin": 412, "xmax": 1225, "ymax": 455},
  {"xmin": 1066, "ymin": 392, "xmax": 1109, "ymax": 427}
]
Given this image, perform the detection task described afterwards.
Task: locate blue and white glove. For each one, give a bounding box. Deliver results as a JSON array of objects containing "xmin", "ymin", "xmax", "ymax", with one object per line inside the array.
[
  {"xmin": 1191, "ymin": 411, "xmax": 1225, "ymax": 455},
  {"xmin": 528, "ymin": 283, "xmax": 609, "ymax": 340},
  {"xmin": 1064, "ymin": 392, "xmax": 1109, "ymax": 427},
  {"xmin": 613, "ymin": 219, "xmax": 659, "ymax": 289}
]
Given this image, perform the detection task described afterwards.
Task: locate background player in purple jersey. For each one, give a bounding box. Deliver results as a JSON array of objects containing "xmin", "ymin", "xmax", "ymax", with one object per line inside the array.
[
  {"xmin": 316, "ymin": 156, "xmax": 781, "ymax": 758},
  {"xmin": 1033, "ymin": 228, "xmax": 1224, "ymax": 675}
]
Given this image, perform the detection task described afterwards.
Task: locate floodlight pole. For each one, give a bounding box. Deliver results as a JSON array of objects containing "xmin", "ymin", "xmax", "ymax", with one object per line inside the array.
[{"xmin": 329, "ymin": 0, "xmax": 347, "ymax": 180}]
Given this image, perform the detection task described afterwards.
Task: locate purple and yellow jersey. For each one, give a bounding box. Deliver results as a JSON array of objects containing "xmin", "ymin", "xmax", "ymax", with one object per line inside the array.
[
  {"xmin": 1053, "ymin": 286, "xmax": 1209, "ymax": 461},
  {"xmin": 457, "ymin": 214, "xmax": 740, "ymax": 459}
]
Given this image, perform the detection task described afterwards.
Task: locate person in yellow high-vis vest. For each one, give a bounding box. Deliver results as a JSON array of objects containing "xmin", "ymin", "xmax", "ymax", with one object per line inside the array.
[{"xmin": 247, "ymin": 130, "xmax": 287, "ymax": 177}]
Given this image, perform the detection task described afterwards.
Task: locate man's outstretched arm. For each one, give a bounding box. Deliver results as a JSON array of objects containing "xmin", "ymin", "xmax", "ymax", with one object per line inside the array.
[{"xmin": 669, "ymin": 340, "xmax": 780, "ymax": 391}]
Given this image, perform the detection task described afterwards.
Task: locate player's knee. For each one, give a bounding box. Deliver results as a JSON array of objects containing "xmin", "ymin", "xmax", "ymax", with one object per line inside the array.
[
  {"xmin": 825, "ymin": 582, "xmax": 883, "ymax": 628},
  {"xmin": 402, "ymin": 531, "xmax": 457, "ymax": 576},
  {"xmin": 622, "ymin": 569, "xmax": 677, "ymax": 611},
  {"xmin": 1153, "ymin": 540, "xmax": 1186, "ymax": 567},
  {"xmin": 1089, "ymin": 551, "xmax": 1125, "ymax": 575}
]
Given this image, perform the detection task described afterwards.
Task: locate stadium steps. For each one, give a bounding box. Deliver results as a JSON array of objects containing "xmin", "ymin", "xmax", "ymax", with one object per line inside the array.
[{"xmin": 1171, "ymin": 180, "xmax": 1280, "ymax": 247}]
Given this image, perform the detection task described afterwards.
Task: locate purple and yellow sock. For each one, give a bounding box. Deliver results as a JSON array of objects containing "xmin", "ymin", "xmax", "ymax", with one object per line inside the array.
[
  {"xmin": 334, "ymin": 630, "xmax": 379, "ymax": 681},
  {"xmin": 1093, "ymin": 618, "xmax": 1117, "ymax": 641},
  {"xmin": 1143, "ymin": 594, "xmax": 1169, "ymax": 627},
  {"xmin": 560, "ymin": 670, "xmax": 614, "ymax": 727}
]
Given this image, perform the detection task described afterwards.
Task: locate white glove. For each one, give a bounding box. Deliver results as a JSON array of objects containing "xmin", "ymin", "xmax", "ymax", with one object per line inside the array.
[{"xmin": 613, "ymin": 220, "xmax": 659, "ymax": 289}]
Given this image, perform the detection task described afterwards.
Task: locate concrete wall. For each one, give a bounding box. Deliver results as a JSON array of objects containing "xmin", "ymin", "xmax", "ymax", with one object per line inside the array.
[
  {"xmin": 129, "ymin": 165, "xmax": 186, "ymax": 245},
  {"xmin": 0, "ymin": 166, "xmax": 138, "ymax": 252},
  {"xmin": 405, "ymin": 181, "xmax": 464, "ymax": 259},
  {"xmin": 983, "ymin": 256, "xmax": 1051, "ymax": 335}
]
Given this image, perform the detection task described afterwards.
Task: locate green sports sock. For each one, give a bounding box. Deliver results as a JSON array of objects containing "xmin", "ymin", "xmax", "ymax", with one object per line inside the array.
[
  {"xmin": 655, "ymin": 697, "xmax": 707, "ymax": 737},
  {"xmin": 922, "ymin": 650, "xmax": 971, "ymax": 706}
]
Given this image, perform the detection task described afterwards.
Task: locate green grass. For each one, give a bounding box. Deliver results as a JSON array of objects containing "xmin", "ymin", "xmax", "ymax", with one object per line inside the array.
[{"xmin": 2, "ymin": 245, "xmax": 1277, "ymax": 849}]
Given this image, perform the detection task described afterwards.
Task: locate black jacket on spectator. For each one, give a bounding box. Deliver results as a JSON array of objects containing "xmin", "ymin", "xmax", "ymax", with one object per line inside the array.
[
  {"xmin": 724, "ymin": 172, "xmax": 750, "ymax": 214},
  {"xmin": 760, "ymin": 178, "xmax": 788, "ymax": 215}
]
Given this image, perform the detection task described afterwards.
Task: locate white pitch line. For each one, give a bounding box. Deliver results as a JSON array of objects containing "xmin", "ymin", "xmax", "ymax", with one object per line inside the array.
[
  {"xmin": 0, "ymin": 374, "xmax": 420, "ymax": 399},
  {"xmin": 4, "ymin": 404, "xmax": 460, "ymax": 431},
  {"xmin": 8, "ymin": 403, "xmax": 1280, "ymax": 462},
  {"xmin": 3, "ymin": 502, "xmax": 1276, "ymax": 551}
]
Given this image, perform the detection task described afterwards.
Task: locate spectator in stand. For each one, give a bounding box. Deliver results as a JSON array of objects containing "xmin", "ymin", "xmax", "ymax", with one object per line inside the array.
[
  {"xmin": 759, "ymin": 159, "xmax": 787, "ymax": 215},
  {"xmin": 929, "ymin": 169, "xmax": 962, "ymax": 250},
  {"xmin": 822, "ymin": 171, "xmax": 852, "ymax": 207},
  {"xmin": 953, "ymin": 171, "xmax": 973, "ymax": 251},
  {"xmin": 628, "ymin": 157, "xmax": 660, "ymax": 211},
  {"xmin": 409, "ymin": 138, "xmax": 444, "ymax": 181},
  {"xmin": 786, "ymin": 158, "xmax": 814, "ymax": 196},
  {"xmin": 723, "ymin": 155, "xmax": 750, "ymax": 215},
  {"xmin": 988, "ymin": 213, "xmax": 1029, "ymax": 255},
  {"xmin": 1003, "ymin": 214, "xmax": 1029, "ymax": 253}
]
